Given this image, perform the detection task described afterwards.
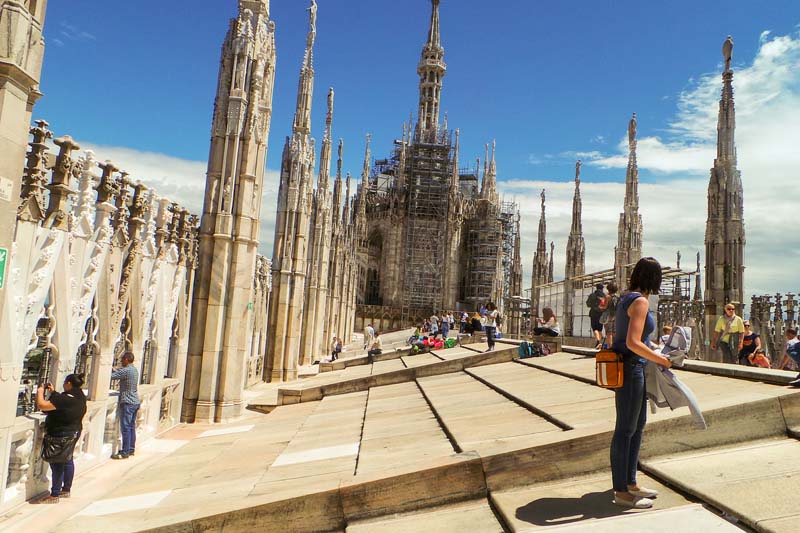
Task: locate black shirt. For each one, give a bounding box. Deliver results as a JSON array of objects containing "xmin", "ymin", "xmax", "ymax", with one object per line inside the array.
[
  {"xmin": 45, "ymin": 390, "xmax": 87, "ymax": 435},
  {"xmin": 738, "ymin": 333, "xmax": 760, "ymax": 358}
]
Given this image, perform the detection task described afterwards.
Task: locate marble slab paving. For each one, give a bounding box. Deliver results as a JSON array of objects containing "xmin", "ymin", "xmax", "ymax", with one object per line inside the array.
[
  {"xmin": 492, "ymin": 472, "xmax": 692, "ymax": 531},
  {"xmin": 519, "ymin": 504, "xmax": 743, "ymax": 533},
  {"xmin": 417, "ymin": 372, "xmax": 562, "ymax": 455},
  {"xmin": 357, "ymin": 382, "xmax": 454, "ymax": 475},
  {"xmin": 643, "ymin": 438, "xmax": 800, "ymax": 531}
]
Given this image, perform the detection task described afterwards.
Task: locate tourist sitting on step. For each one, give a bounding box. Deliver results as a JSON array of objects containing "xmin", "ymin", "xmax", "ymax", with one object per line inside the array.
[
  {"xmin": 779, "ymin": 329, "xmax": 800, "ymax": 387},
  {"xmin": 533, "ymin": 307, "xmax": 561, "ymax": 337},
  {"xmin": 331, "ymin": 337, "xmax": 342, "ymax": 361},
  {"xmin": 367, "ymin": 333, "xmax": 383, "ymax": 362},
  {"xmin": 469, "ymin": 312, "xmax": 483, "ymax": 335}
]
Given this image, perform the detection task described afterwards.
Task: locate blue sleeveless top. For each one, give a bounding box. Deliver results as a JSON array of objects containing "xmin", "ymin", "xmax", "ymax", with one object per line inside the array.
[{"xmin": 611, "ymin": 292, "xmax": 655, "ymax": 363}]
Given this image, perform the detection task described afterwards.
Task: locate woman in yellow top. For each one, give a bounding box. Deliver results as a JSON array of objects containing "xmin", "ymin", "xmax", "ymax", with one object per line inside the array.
[{"xmin": 710, "ymin": 303, "xmax": 744, "ymax": 364}]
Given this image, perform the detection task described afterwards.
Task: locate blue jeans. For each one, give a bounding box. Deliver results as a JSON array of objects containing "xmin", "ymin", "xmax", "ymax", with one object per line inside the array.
[
  {"xmin": 50, "ymin": 459, "xmax": 75, "ymax": 497},
  {"xmin": 610, "ymin": 359, "xmax": 647, "ymax": 492},
  {"xmin": 119, "ymin": 402, "xmax": 140, "ymax": 455},
  {"xmin": 48, "ymin": 430, "xmax": 78, "ymax": 497},
  {"xmin": 485, "ymin": 326, "xmax": 496, "ymax": 349}
]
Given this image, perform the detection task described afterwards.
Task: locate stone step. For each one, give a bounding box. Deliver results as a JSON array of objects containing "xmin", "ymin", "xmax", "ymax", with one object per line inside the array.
[
  {"xmin": 264, "ymin": 345, "xmax": 519, "ymax": 406},
  {"xmin": 401, "ymin": 352, "xmax": 443, "ymax": 368},
  {"xmin": 642, "ymin": 438, "xmax": 800, "ymax": 533},
  {"xmin": 491, "ymin": 472, "xmax": 718, "ymax": 532},
  {"xmin": 465, "ymin": 361, "xmax": 614, "ymax": 430},
  {"xmin": 416, "ymin": 372, "xmax": 563, "ymax": 456},
  {"xmin": 346, "ymin": 498, "xmax": 504, "ymax": 532},
  {"xmin": 261, "ymin": 392, "xmax": 368, "ymax": 485},
  {"xmin": 356, "ymin": 382, "xmax": 455, "ymax": 476}
]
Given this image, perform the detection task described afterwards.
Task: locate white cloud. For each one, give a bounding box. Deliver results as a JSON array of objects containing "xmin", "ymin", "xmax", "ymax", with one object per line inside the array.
[
  {"xmin": 506, "ymin": 28, "xmax": 800, "ymax": 306},
  {"xmin": 66, "ymin": 142, "xmax": 280, "ymax": 257}
]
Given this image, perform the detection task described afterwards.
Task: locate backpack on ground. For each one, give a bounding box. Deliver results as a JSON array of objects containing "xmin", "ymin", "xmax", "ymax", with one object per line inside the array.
[
  {"xmin": 518, "ymin": 342, "xmax": 531, "ymax": 358},
  {"xmin": 539, "ymin": 342, "xmax": 551, "ymax": 356},
  {"xmin": 518, "ymin": 341, "xmax": 536, "ymax": 359},
  {"xmin": 444, "ymin": 338, "xmax": 456, "ymax": 349}
]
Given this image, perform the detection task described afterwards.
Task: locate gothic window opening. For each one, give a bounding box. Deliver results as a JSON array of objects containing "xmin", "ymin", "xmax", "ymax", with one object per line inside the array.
[{"xmin": 365, "ymin": 232, "xmax": 383, "ymax": 306}]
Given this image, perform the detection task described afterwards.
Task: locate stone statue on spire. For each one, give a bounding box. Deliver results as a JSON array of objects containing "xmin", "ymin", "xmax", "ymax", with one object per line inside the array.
[
  {"xmin": 723, "ymin": 35, "xmax": 733, "ymax": 72},
  {"xmin": 575, "ymin": 159, "xmax": 581, "ymax": 185},
  {"xmin": 306, "ymin": 0, "xmax": 318, "ymax": 48},
  {"xmin": 540, "ymin": 189, "xmax": 546, "ymax": 211},
  {"xmin": 628, "ymin": 112, "xmax": 637, "ymax": 151}
]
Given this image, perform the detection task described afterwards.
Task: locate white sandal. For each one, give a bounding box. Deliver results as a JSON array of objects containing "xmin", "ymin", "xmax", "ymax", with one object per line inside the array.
[
  {"xmin": 613, "ymin": 496, "xmax": 654, "ymax": 509},
  {"xmin": 629, "ymin": 486, "xmax": 659, "ymax": 498}
]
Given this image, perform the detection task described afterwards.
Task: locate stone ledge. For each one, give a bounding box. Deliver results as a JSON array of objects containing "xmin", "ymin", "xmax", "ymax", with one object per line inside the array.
[
  {"xmin": 319, "ymin": 347, "xmax": 414, "ymax": 373},
  {"xmin": 141, "ymin": 453, "xmax": 486, "ymax": 533},
  {"xmin": 682, "ymin": 359, "xmax": 799, "ymax": 385},
  {"xmin": 263, "ymin": 347, "xmax": 519, "ymax": 407}
]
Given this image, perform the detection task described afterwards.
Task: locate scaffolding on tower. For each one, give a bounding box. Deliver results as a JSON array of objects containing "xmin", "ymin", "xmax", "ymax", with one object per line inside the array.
[{"xmin": 402, "ymin": 139, "xmax": 452, "ymax": 310}]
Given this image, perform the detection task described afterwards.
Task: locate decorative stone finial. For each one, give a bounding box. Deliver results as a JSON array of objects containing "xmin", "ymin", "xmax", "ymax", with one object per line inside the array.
[
  {"xmin": 723, "ymin": 36, "xmax": 733, "ymax": 72},
  {"xmin": 628, "ymin": 112, "xmax": 637, "ymax": 151}
]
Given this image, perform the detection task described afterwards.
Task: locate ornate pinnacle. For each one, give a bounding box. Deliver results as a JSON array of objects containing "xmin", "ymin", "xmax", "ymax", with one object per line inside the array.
[
  {"xmin": 112, "ymin": 172, "xmax": 131, "ymax": 242},
  {"xmin": 46, "ymin": 135, "xmax": 81, "ymax": 229},
  {"xmin": 19, "ymin": 120, "xmax": 53, "ymax": 222},
  {"xmin": 96, "ymin": 161, "xmax": 120, "ymax": 206}
]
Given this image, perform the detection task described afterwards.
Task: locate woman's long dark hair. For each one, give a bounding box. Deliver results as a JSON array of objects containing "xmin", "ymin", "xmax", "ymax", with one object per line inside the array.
[
  {"xmin": 64, "ymin": 373, "xmax": 87, "ymax": 398},
  {"xmin": 628, "ymin": 257, "xmax": 662, "ymax": 295}
]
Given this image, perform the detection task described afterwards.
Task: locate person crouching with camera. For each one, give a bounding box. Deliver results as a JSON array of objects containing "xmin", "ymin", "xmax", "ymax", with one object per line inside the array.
[{"xmin": 34, "ymin": 374, "xmax": 88, "ymax": 504}]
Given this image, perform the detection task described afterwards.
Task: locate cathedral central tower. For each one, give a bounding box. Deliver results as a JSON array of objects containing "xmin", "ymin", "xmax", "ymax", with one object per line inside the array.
[{"xmin": 415, "ymin": 0, "xmax": 446, "ymax": 142}]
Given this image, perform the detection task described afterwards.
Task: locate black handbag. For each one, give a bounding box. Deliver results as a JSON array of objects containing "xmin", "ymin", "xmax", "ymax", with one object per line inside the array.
[{"xmin": 41, "ymin": 433, "xmax": 79, "ymax": 463}]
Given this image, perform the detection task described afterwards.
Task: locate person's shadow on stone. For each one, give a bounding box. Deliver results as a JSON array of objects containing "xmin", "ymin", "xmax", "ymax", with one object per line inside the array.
[{"xmin": 515, "ymin": 489, "xmax": 629, "ymax": 527}]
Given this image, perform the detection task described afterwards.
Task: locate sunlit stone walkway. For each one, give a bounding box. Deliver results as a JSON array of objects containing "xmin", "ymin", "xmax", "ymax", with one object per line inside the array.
[{"xmin": 2, "ymin": 340, "xmax": 799, "ymax": 532}]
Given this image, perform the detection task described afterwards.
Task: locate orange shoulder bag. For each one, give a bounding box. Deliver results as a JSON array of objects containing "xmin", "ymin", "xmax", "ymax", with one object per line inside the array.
[{"xmin": 596, "ymin": 349, "xmax": 624, "ymax": 389}]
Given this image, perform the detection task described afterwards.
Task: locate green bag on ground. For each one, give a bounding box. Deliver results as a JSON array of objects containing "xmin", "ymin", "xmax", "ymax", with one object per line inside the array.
[{"xmin": 444, "ymin": 338, "xmax": 456, "ymax": 349}]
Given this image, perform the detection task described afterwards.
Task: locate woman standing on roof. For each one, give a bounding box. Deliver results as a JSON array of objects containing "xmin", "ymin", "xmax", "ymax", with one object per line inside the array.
[
  {"xmin": 609, "ymin": 257, "xmax": 672, "ymax": 510},
  {"xmin": 484, "ymin": 302, "xmax": 499, "ymax": 352}
]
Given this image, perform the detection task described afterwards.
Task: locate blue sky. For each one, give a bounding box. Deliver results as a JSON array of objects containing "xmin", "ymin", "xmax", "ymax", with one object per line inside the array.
[{"xmin": 35, "ymin": 0, "xmax": 800, "ymax": 299}]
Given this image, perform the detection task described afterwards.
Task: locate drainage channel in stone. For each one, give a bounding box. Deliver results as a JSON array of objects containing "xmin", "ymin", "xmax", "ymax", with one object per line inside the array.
[
  {"xmin": 414, "ymin": 379, "xmax": 463, "ymax": 454},
  {"xmin": 352, "ymin": 387, "xmax": 372, "ymax": 476},
  {"xmin": 513, "ymin": 358, "xmax": 597, "ymax": 386},
  {"xmin": 463, "ymin": 368, "xmax": 573, "ymax": 431}
]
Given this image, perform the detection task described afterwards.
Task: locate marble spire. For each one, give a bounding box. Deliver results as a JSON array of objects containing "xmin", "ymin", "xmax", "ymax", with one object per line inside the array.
[
  {"xmin": 565, "ymin": 160, "xmax": 586, "ymax": 279},
  {"xmin": 415, "ymin": 0, "xmax": 446, "ymax": 140},
  {"xmin": 614, "ymin": 112, "xmax": 643, "ymax": 288},
  {"xmin": 531, "ymin": 189, "xmax": 549, "ymax": 316},
  {"xmin": 185, "ymin": 0, "xmax": 276, "ymax": 422},
  {"xmin": 705, "ymin": 35, "xmax": 745, "ymax": 321},
  {"xmin": 266, "ymin": 0, "xmax": 319, "ymax": 382}
]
